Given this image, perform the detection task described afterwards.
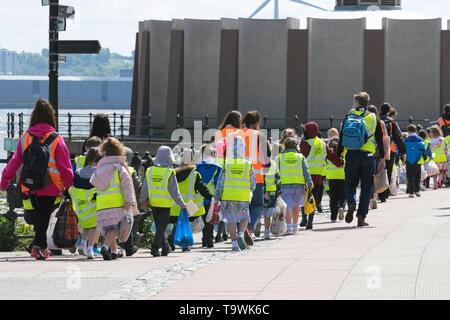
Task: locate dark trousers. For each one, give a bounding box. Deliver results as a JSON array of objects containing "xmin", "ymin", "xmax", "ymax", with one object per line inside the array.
[
  {"xmin": 345, "ymin": 150, "xmax": 376, "ymax": 218},
  {"xmin": 151, "ymin": 207, "xmax": 170, "ymax": 250},
  {"xmin": 216, "ymin": 221, "xmax": 227, "ymax": 240},
  {"xmin": 378, "ymin": 153, "xmax": 395, "ymax": 200},
  {"xmin": 329, "ymin": 179, "xmax": 346, "ymax": 220},
  {"xmin": 249, "ymin": 183, "xmax": 264, "ymax": 230},
  {"xmin": 32, "ymin": 196, "xmax": 57, "ymax": 249},
  {"xmin": 406, "ymin": 163, "xmax": 421, "ymax": 194},
  {"xmin": 312, "ymin": 184, "xmax": 323, "ymax": 210},
  {"xmin": 201, "ymin": 204, "xmax": 214, "ymax": 244}
]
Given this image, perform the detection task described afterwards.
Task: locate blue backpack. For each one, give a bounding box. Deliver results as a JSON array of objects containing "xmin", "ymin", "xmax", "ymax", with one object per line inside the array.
[{"xmin": 341, "ymin": 111, "xmax": 371, "ymax": 150}]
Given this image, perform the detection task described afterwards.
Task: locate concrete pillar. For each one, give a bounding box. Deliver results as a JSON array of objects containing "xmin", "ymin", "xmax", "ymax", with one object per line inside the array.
[
  {"xmin": 135, "ymin": 29, "xmax": 150, "ymax": 136},
  {"xmin": 166, "ymin": 20, "xmax": 185, "ymax": 135},
  {"xmin": 383, "ymin": 18, "xmax": 442, "ymax": 126},
  {"xmin": 286, "ymin": 29, "xmax": 308, "ymax": 130},
  {"xmin": 443, "ymin": 22, "xmax": 450, "ymax": 112},
  {"xmin": 307, "ymin": 18, "xmax": 366, "ymax": 130},
  {"xmin": 238, "ymin": 18, "xmax": 299, "ymax": 129},
  {"xmin": 183, "ymin": 19, "xmax": 234, "ymax": 129},
  {"xmin": 129, "ymin": 32, "xmax": 139, "ymax": 136},
  {"xmin": 148, "ymin": 20, "xmax": 173, "ymax": 137},
  {"xmin": 364, "ymin": 30, "xmax": 385, "ymax": 108}
]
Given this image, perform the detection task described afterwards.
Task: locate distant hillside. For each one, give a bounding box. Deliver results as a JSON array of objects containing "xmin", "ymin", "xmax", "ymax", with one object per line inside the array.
[{"xmin": 15, "ymin": 49, "xmax": 134, "ymax": 77}]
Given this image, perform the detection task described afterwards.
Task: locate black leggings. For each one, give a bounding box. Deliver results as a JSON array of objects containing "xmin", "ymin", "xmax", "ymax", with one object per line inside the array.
[{"xmin": 32, "ymin": 196, "xmax": 57, "ymax": 249}]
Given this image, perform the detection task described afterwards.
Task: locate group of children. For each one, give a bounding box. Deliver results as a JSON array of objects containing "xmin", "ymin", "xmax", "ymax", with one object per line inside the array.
[{"xmin": 66, "ymin": 118, "xmax": 449, "ymax": 259}]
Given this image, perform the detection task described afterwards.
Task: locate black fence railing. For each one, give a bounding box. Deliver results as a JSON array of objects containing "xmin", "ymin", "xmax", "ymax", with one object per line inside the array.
[{"xmin": 6, "ymin": 112, "xmax": 440, "ymax": 143}]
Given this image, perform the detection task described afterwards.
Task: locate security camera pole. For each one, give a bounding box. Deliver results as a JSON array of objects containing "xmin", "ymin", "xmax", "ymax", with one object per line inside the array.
[{"xmin": 43, "ymin": 0, "xmax": 101, "ymax": 131}]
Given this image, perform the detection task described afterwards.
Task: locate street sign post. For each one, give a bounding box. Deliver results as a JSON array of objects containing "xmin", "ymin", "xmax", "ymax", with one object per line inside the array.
[
  {"xmin": 44, "ymin": 0, "xmax": 101, "ymax": 130},
  {"xmin": 55, "ymin": 40, "xmax": 101, "ymax": 54}
]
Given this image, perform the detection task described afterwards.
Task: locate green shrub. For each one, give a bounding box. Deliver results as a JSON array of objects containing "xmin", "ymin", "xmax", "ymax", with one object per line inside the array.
[
  {"xmin": 0, "ymin": 216, "xmax": 34, "ymax": 252},
  {"xmin": 138, "ymin": 212, "xmax": 154, "ymax": 249}
]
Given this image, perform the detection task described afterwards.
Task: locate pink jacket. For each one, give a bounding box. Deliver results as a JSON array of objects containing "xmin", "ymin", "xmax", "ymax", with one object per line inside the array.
[
  {"xmin": 90, "ymin": 156, "xmax": 139, "ymax": 216},
  {"xmin": 1, "ymin": 123, "xmax": 74, "ymax": 196}
]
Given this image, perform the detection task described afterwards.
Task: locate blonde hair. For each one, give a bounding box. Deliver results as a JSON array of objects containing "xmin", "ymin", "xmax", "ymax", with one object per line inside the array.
[
  {"xmin": 431, "ymin": 125, "xmax": 443, "ymax": 138},
  {"xmin": 99, "ymin": 137, "xmax": 125, "ymax": 157},
  {"xmin": 327, "ymin": 128, "xmax": 339, "ymax": 139}
]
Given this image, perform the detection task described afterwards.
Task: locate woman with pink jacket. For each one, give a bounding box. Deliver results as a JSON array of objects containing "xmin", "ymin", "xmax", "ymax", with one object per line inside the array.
[
  {"xmin": 1, "ymin": 99, "xmax": 73, "ymax": 260},
  {"xmin": 90, "ymin": 137, "xmax": 138, "ymax": 260}
]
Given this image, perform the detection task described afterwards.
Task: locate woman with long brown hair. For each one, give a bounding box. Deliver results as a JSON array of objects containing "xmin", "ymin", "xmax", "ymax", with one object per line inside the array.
[{"xmin": 1, "ymin": 98, "xmax": 73, "ymax": 260}]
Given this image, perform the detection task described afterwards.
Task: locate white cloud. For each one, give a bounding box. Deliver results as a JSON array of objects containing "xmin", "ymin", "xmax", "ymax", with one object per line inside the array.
[{"xmin": 0, "ymin": 0, "xmax": 448, "ymax": 56}]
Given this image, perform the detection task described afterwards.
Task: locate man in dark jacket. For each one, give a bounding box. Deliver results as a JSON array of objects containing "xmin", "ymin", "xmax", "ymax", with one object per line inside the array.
[{"xmin": 378, "ymin": 103, "xmax": 406, "ymax": 202}]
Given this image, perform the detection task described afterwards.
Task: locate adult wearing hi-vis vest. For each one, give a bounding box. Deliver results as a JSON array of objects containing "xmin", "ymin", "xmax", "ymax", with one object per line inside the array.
[
  {"xmin": 214, "ymin": 111, "xmax": 242, "ymax": 167},
  {"xmin": 226, "ymin": 111, "xmax": 270, "ymax": 244},
  {"xmin": 1, "ymin": 99, "xmax": 74, "ymax": 260},
  {"xmin": 300, "ymin": 122, "xmax": 342, "ymax": 229},
  {"xmin": 378, "ymin": 104, "xmax": 406, "ymax": 203},
  {"xmin": 337, "ymin": 92, "xmax": 386, "ymax": 227},
  {"xmin": 141, "ymin": 146, "xmax": 186, "ymax": 257}
]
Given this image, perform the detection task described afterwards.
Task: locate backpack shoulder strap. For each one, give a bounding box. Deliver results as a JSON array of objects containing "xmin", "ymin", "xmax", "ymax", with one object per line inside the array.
[{"xmin": 43, "ymin": 131, "xmax": 59, "ymax": 146}]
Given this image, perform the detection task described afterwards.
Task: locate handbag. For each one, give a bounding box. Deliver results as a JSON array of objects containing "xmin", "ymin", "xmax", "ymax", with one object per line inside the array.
[
  {"xmin": 206, "ymin": 198, "xmax": 220, "ymax": 225},
  {"xmin": 389, "ymin": 165, "xmax": 399, "ymax": 196},
  {"xmin": 174, "ymin": 209, "xmax": 194, "ymax": 248},
  {"xmin": 304, "ymin": 186, "xmax": 316, "ymax": 215},
  {"xmin": 52, "ymin": 199, "xmax": 79, "ymax": 249},
  {"xmin": 190, "ymin": 216, "xmax": 205, "ymax": 234},
  {"xmin": 270, "ymin": 198, "xmax": 287, "ymax": 235},
  {"xmin": 118, "ymin": 209, "xmax": 134, "ymax": 243},
  {"xmin": 427, "ymin": 160, "xmax": 439, "ymax": 177},
  {"xmin": 374, "ymin": 169, "xmax": 389, "ymax": 194},
  {"xmin": 420, "ymin": 165, "xmax": 428, "ymax": 181}
]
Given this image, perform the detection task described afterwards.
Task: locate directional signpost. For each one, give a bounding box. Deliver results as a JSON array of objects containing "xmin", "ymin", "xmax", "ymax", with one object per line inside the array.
[{"xmin": 42, "ymin": 0, "xmax": 101, "ymax": 130}]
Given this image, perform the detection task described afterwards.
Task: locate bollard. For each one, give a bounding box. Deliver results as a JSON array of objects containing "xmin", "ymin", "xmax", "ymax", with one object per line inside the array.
[
  {"xmin": 294, "ymin": 114, "xmax": 299, "ymax": 133},
  {"xmin": 89, "ymin": 113, "xmax": 93, "ymax": 129},
  {"xmin": 409, "ymin": 116, "xmax": 413, "ymax": 125},
  {"xmin": 176, "ymin": 114, "xmax": 181, "ymax": 128},
  {"xmin": 205, "ymin": 115, "xmax": 209, "ymax": 130},
  {"xmin": 68, "ymin": 113, "xmax": 72, "ymax": 141},
  {"xmin": 329, "ymin": 115, "xmax": 334, "ymax": 130}
]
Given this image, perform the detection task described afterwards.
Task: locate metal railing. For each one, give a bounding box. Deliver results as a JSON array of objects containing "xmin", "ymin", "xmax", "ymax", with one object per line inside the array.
[{"xmin": 6, "ymin": 112, "xmax": 440, "ymax": 142}]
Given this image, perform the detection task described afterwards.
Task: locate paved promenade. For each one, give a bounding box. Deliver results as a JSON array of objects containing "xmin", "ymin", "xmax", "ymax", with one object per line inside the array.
[{"xmin": 0, "ymin": 187, "xmax": 449, "ymax": 300}]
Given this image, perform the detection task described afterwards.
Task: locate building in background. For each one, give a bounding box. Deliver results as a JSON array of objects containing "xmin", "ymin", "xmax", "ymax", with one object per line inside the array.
[{"xmin": 0, "ymin": 48, "xmax": 17, "ymax": 75}]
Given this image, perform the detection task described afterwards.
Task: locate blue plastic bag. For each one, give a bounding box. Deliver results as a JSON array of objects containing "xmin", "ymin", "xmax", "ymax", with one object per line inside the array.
[{"xmin": 173, "ymin": 209, "xmax": 194, "ymax": 248}]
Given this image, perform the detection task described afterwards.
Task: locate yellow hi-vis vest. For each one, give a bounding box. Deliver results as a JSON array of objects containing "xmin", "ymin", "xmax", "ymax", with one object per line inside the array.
[
  {"xmin": 264, "ymin": 160, "xmax": 278, "ymax": 192},
  {"xmin": 350, "ymin": 110, "xmax": 377, "ymax": 153},
  {"xmin": 326, "ymin": 160, "xmax": 345, "ymax": 180},
  {"xmin": 170, "ymin": 170, "xmax": 205, "ymax": 217},
  {"xmin": 204, "ymin": 167, "xmax": 219, "ymax": 197},
  {"xmin": 278, "ymin": 152, "xmax": 305, "ymax": 185},
  {"xmin": 96, "ymin": 169, "xmax": 125, "ymax": 211},
  {"xmin": 146, "ymin": 166, "xmax": 175, "ymax": 208},
  {"xmin": 74, "ymin": 155, "xmax": 86, "ymax": 170},
  {"xmin": 431, "ymin": 138, "xmax": 448, "ymax": 164},
  {"xmin": 23, "ymin": 196, "xmax": 60, "ymax": 211},
  {"xmin": 69, "ymin": 186, "xmax": 97, "ymax": 229},
  {"xmin": 221, "ymin": 159, "xmax": 252, "ymax": 202},
  {"xmin": 419, "ymin": 140, "xmax": 430, "ymax": 164},
  {"xmin": 305, "ymin": 137, "xmax": 327, "ymax": 175}
]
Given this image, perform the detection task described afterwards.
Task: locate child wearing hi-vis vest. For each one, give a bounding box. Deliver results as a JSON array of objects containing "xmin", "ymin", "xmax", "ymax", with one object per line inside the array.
[
  {"xmin": 69, "ymin": 147, "xmax": 102, "ymax": 259},
  {"xmin": 168, "ymin": 149, "xmax": 213, "ymax": 253},
  {"xmin": 90, "ymin": 138, "xmax": 139, "ymax": 261},
  {"xmin": 326, "ymin": 137, "xmax": 346, "ymax": 222},
  {"xmin": 72, "ymin": 136, "xmax": 102, "ymax": 172},
  {"xmin": 141, "ymin": 146, "xmax": 186, "ymax": 257},
  {"xmin": 214, "ymin": 135, "xmax": 256, "ymax": 251},
  {"xmin": 276, "ymin": 137, "xmax": 313, "ymax": 235}
]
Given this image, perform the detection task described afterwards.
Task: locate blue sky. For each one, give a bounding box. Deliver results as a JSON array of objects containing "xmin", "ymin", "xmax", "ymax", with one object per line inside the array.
[{"xmin": 0, "ymin": 0, "xmax": 448, "ymax": 56}]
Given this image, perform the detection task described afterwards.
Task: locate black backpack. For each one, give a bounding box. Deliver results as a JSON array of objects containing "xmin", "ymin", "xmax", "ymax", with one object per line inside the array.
[{"xmin": 20, "ymin": 131, "xmax": 58, "ymax": 191}]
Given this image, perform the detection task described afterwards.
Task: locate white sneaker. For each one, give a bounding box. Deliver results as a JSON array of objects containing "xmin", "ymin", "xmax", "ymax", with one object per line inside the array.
[
  {"xmin": 87, "ymin": 249, "xmax": 94, "ymax": 260},
  {"xmin": 409, "ymin": 194, "xmax": 415, "ymax": 198},
  {"xmin": 78, "ymin": 245, "xmax": 86, "ymax": 256},
  {"xmin": 292, "ymin": 224, "xmax": 299, "ymax": 234}
]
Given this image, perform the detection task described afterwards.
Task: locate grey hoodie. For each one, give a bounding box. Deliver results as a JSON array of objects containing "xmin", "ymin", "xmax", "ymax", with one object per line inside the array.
[{"xmin": 140, "ymin": 146, "xmax": 186, "ymax": 208}]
